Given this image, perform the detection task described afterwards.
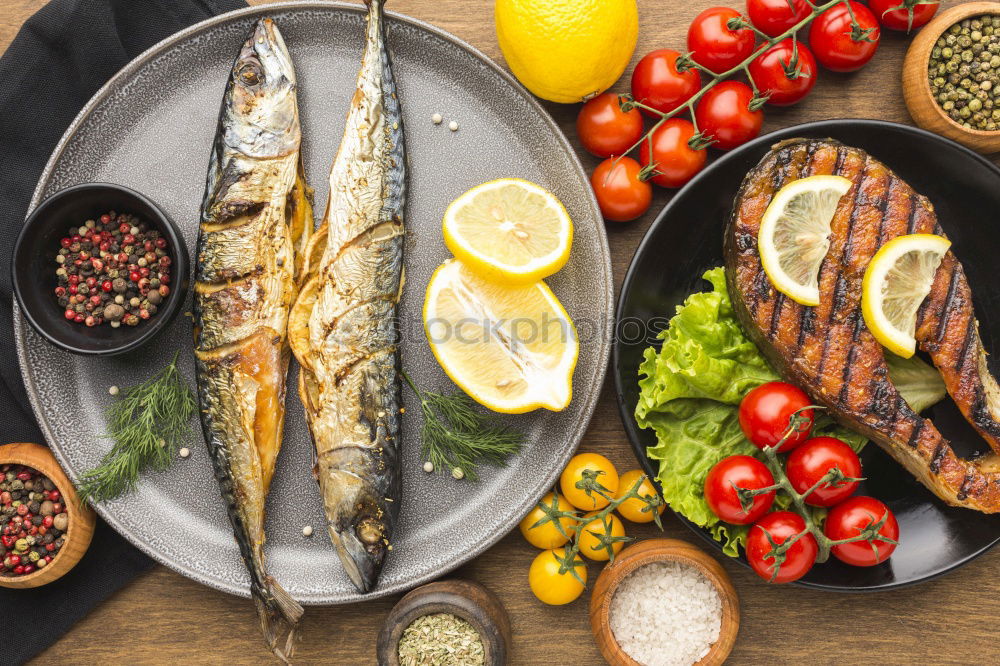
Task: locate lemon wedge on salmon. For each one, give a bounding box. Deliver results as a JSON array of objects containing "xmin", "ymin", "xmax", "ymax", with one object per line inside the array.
[
  {"xmin": 759, "ymin": 175, "xmax": 852, "ymax": 306},
  {"xmin": 443, "ymin": 178, "xmax": 573, "ymax": 284},
  {"xmin": 423, "ymin": 259, "xmax": 578, "ymax": 413},
  {"xmin": 862, "ymin": 233, "xmax": 951, "ymax": 358}
]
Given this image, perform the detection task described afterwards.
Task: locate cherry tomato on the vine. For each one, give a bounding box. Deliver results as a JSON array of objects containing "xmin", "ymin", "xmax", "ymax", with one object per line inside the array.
[
  {"xmin": 559, "ymin": 453, "xmax": 620, "ymax": 510},
  {"xmin": 528, "ymin": 548, "xmax": 586, "ymax": 605},
  {"xmin": 746, "ymin": 511, "xmax": 818, "ymax": 583},
  {"xmin": 746, "ymin": 0, "xmax": 811, "ymax": 37},
  {"xmin": 704, "ymin": 455, "xmax": 776, "ymax": 525},
  {"xmin": 631, "ymin": 49, "xmax": 702, "ymax": 117},
  {"xmin": 785, "ymin": 436, "xmax": 862, "ymax": 507},
  {"xmin": 695, "ymin": 81, "xmax": 763, "ymax": 151},
  {"xmin": 824, "ymin": 496, "xmax": 899, "ymax": 566},
  {"xmin": 614, "ymin": 469, "xmax": 666, "ymax": 523},
  {"xmin": 868, "ymin": 0, "xmax": 938, "ymax": 32},
  {"xmin": 739, "ymin": 381, "xmax": 814, "ymax": 452},
  {"xmin": 748, "ymin": 39, "xmax": 818, "ymax": 106},
  {"xmin": 638, "ymin": 118, "xmax": 707, "ymax": 188},
  {"xmin": 809, "ymin": 1, "xmax": 881, "ymax": 73},
  {"xmin": 687, "ymin": 7, "xmax": 757, "ymax": 74},
  {"xmin": 576, "ymin": 92, "xmax": 644, "ymax": 158},
  {"xmin": 591, "ymin": 158, "xmax": 652, "ymax": 223}
]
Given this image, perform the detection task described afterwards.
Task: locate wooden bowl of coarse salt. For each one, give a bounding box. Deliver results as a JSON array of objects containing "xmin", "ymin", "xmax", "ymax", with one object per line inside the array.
[{"xmin": 589, "ymin": 538, "xmax": 739, "ymax": 666}]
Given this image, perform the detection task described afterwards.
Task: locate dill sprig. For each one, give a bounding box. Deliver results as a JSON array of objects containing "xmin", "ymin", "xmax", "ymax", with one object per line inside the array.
[
  {"xmin": 401, "ymin": 370, "xmax": 523, "ymax": 481},
  {"xmin": 78, "ymin": 353, "xmax": 197, "ymax": 503}
]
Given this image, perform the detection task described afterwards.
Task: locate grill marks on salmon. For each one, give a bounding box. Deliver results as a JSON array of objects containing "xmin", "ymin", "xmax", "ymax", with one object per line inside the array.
[
  {"xmin": 192, "ymin": 19, "xmax": 306, "ymax": 662},
  {"xmin": 725, "ymin": 138, "xmax": 1000, "ymax": 513}
]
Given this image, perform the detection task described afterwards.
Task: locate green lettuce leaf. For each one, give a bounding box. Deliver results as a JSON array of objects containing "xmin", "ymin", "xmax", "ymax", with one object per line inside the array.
[{"xmin": 636, "ymin": 267, "xmax": 942, "ymax": 556}]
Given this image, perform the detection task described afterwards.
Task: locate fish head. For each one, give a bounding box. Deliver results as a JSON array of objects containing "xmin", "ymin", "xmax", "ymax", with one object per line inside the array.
[
  {"xmin": 223, "ymin": 18, "xmax": 300, "ymax": 158},
  {"xmin": 330, "ymin": 510, "xmax": 391, "ymax": 594}
]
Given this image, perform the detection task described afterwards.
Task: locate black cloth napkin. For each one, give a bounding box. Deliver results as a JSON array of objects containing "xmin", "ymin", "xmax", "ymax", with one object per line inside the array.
[{"xmin": 0, "ymin": 0, "xmax": 245, "ymax": 663}]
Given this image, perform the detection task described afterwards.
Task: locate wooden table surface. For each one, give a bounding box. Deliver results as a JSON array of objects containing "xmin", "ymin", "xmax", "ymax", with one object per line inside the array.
[{"xmin": 5, "ymin": 0, "xmax": 998, "ymax": 663}]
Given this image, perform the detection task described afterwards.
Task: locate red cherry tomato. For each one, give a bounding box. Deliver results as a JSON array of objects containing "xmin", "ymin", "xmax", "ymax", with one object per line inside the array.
[
  {"xmin": 868, "ymin": 0, "xmax": 938, "ymax": 32},
  {"xmin": 631, "ymin": 49, "xmax": 702, "ymax": 117},
  {"xmin": 809, "ymin": 1, "xmax": 881, "ymax": 73},
  {"xmin": 591, "ymin": 157, "xmax": 652, "ymax": 223},
  {"xmin": 694, "ymin": 81, "xmax": 763, "ymax": 151},
  {"xmin": 576, "ymin": 93, "xmax": 644, "ymax": 158},
  {"xmin": 748, "ymin": 39, "xmax": 818, "ymax": 106},
  {"xmin": 638, "ymin": 118, "xmax": 707, "ymax": 188},
  {"xmin": 738, "ymin": 381, "xmax": 814, "ymax": 452},
  {"xmin": 746, "ymin": 511, "xmax": 818, "ymax": 583},
  {"xmin": 824, "ymin": 496, "xmax": 899, "ymax": 566},
  {"xmin": 687, "ymin": 7, "xmax": 757, "ymax": 74},
  {"xmin": 746, "ymin": 0, "xmax": 811, "ymax": 37},
  {"xmin": 785, "ymin": 436, "xmax": 862, "ymax": 507},
  {"xmin": 704, "ymin": 455, "xmax": 776, "ymax": 525}
]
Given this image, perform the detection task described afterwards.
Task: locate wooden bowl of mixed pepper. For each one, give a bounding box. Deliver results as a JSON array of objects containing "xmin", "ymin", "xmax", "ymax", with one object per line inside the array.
[
  {"xmin": 0, "ymin": 442, "xmax": 95, "ymax": 588},
  {"xmin": 903, "ymin": 1, "xmax": 1000, "ymax": 154}
]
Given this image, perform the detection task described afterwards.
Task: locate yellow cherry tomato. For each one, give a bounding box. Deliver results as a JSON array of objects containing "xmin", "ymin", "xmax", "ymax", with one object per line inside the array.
[
  {"xmin": 519, "ymin": 492, "xmax": 576, "ymax": 549},
  {"xmin": 559, "ymin": 453, "xmax": 619, "ymax": 510},
  {"xmin": 528, "ymin": 548, "xmax": 587, "ymax": 605},
  {"xmin": 577, "ymin": 511, "xmax": 627, "ymax": 561},
  {"xmin": 615, "ymin": 469, "xmax": 666, "ymax": 523}
]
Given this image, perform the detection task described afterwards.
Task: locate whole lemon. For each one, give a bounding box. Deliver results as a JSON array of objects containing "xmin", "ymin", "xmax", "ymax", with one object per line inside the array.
[{"xmin": 495, "ymin": 0, "xmax": 639, "ymax": 104}]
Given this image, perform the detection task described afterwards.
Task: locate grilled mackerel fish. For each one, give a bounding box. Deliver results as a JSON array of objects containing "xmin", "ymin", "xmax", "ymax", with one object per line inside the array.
[
  {"xmin": 193, "ymin": 18, "xmax": 310, "ymax": 660},
  {"xmin": 725, "ymin": 138, "xmax": 1000, "ymax": 513},
  {"xmin": 288, "ymin": 0, "xmax": 406, "ymax": 593}
]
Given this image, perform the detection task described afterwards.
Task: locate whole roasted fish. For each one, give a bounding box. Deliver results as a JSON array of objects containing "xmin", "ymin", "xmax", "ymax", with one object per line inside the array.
[
  {"xmin": 193, "ymin": 18, "xmax": 309, "ymax": 660},
  {"xmin": 288, "ymin": 0, "xmax": 405, "ymax": 593},
  {"xmin": 725, "ymin": 138, "xmax": 1000, "ymax": 513}
]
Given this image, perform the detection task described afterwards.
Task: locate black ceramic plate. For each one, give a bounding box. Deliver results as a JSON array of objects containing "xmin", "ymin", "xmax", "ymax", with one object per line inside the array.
[{"xmin": 614, "ymin": 119, "xmax": 1000, "ymax": 591}]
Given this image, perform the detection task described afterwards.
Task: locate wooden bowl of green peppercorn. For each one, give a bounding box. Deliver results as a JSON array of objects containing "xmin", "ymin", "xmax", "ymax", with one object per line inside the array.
[
  {"xmin": 904, "ymin": 2, "xmax": 1000, "ymax": 154},
  {"xmin": 0, "ymin": 443, "xmax": 95, "ymax": 589}
]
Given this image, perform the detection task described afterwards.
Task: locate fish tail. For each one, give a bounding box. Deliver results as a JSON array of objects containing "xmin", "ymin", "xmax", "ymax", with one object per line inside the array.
[{"xmin": 252, "ymin": 576, "xmax": 304, "ymax": 664}]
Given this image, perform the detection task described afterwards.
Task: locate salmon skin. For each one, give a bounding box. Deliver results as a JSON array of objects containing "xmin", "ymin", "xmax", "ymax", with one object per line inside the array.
[
  {"xmin": 193, "ymin": 18, "xmax": 308, "ymax": 661},
  {"xmin": 288, "ymin": 0, "xmax": 406, "ymax": 593},
  {"xmin": 725, "ymin": 138, "xmax": 1000, "ymax": 513}
]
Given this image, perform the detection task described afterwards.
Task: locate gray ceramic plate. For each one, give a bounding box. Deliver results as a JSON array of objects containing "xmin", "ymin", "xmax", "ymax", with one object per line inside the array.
[{"xmin": 13, "ymin": 1, "xmax": 611, "ymax": 604}]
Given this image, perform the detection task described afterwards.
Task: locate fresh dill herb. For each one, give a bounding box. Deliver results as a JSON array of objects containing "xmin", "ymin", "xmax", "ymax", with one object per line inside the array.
[
  {"xmin": 78, "ymin": 353, "xmax": 197, "ymax": 503},
  {"xmin": 401, "ymin": 370, "xmax": 523, "ymax": 481}
]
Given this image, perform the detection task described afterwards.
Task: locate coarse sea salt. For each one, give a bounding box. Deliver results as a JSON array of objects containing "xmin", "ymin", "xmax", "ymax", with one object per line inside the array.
[{"xmin": 609, "ymin": 560, "xmax": 722, "ymax": 666}]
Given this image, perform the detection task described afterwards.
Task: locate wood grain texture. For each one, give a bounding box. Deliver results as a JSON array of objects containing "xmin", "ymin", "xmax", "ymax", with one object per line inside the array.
[{"xmin": 2, "ymin": 0, "xmax": 997, "ymax": 663}]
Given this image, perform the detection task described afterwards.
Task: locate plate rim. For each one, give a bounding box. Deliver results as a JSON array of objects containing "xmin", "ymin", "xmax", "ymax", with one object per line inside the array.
[
  {"xmin": 13, "ymin": 0, "xmax": 613, "ymax": 603},
  {"xmin": 612, "ymin": 118, "xmax": 1000, "ymax": 592}
]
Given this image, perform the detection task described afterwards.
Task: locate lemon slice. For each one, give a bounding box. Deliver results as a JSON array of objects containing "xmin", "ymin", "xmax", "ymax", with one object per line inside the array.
[
  {"xmin": 423, "ymin": 259, "xmax": 578, "ymax": 413},
  {"xmin": 862, "ymin": 234, "xmax": 951, "ymax": 358},
  {"xmin": 758, "ymin": 175, "xmax": 853, "ymax": 306},
  {"xmin": 443, "ymin": 178, "xmax": 573, "ymax": 285}
]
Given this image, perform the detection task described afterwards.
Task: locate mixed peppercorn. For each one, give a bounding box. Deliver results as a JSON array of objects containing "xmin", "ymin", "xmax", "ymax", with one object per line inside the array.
[
  {"xmin": 54, "ymin": 210, "xmax": 172, "ymax": 328},
  {"xmin": 1, "ymin": 464, "xmax": 68, "ymax": 576},
  {"xmin": 928, "ymin": 15, "xmax": 1000, "ymax": 132}
]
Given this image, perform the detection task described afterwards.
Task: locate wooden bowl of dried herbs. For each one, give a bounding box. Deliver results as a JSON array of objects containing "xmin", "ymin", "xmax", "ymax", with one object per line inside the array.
[{"xmin": 376, "ymin": 579, "xmax": 511, "ymax": 665}]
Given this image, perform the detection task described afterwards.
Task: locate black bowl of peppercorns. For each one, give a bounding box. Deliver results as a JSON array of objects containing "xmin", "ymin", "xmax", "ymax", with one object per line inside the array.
[{"xmin": 12, "ymin": 183, "xmax": 189, "ymax": 356}]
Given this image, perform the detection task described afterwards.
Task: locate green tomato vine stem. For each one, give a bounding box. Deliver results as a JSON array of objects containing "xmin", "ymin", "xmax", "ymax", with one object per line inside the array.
[{"xmin": 616, "ymin": 0, "xmax": 859, "ymax": 172}]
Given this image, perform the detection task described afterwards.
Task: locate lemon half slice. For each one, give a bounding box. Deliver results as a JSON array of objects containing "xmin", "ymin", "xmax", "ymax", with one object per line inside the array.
[
  {"xmin": 759, "ymin": 175, "xmax": 853, "ymax": 306},
  {"xmin": 443, "ymin": 178, "xmax": 573, "ymax": 285},
  {"xmin": 862, "ymin": 233, "xmax": 951, "ymax": 358},
  {"xmin": 423, "ymin": 259, "xmax": 578, "ymax": 413}
]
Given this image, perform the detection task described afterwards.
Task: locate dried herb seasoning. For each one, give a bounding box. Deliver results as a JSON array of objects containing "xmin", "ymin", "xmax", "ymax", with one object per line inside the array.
[{"xmin": 397, "ymin": 612, "xmax": 486, "ymax": 666}]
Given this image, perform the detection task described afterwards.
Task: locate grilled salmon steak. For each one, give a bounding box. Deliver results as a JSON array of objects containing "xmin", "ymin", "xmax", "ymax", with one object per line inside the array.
[{"xmin": 725, "ymin": 138, "xmax": 1000, "ymax": 513}]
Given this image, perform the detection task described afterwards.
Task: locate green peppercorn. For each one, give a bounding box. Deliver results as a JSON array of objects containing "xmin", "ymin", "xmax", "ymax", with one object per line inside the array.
[{"xmin": 929, "ymin": 14, "xmax": 1000, "ymax": 131}]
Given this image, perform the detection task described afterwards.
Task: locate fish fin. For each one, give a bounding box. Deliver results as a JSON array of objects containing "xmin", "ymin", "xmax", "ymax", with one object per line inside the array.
[{"xmin": 252, "ymin": 577, "xmax": 304, "ymax": 664}]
